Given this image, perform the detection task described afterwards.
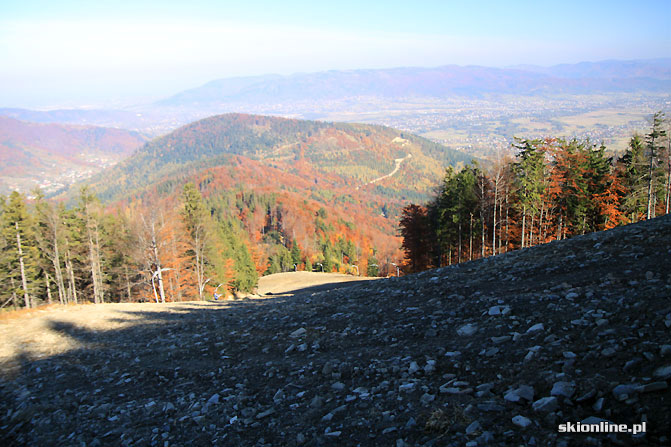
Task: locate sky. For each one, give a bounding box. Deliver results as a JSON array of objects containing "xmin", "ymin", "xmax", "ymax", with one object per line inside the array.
[{"xmin": 1, "ymin": 0, "xmax": 669, "ymax": 108}]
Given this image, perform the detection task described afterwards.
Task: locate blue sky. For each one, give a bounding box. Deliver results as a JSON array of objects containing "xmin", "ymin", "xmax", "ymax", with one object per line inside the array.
[{"xmin": 1, "ymin": 0, "xmax": 669, "ymax": 107}]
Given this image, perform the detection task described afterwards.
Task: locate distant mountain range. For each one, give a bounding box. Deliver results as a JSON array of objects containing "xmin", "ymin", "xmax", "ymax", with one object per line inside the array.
[
  {"xmin": 0, "ymin": 59, "xmax": 668, "ymax": 194},
  {"xmin": 158, "ymin": 59, "xmax": 671, "ymax": 108},
  {"xmin": 0, "ymin": 116, "xmax": 146, "ymax": 194},
  {"xmin": 508, "ymin": 58, "xmax": 671, "ymax": 79},
  {"xmin": 2, "ymin": 59, "xmax": 668, "ymax": 136}
]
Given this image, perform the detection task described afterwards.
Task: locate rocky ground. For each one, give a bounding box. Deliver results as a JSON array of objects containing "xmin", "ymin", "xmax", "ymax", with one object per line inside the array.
[{"xmin": 1, "ymin": 215, "xmax": 670, "ymax": 446}]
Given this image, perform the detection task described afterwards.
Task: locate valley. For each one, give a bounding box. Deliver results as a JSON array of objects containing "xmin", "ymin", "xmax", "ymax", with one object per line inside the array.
[{"xmin": 0, "ymin": 117, "xmax": 147, "ymax": 195}]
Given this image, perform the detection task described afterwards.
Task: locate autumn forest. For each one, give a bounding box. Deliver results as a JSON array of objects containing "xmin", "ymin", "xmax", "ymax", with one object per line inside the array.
[
  {"xmin": 400, "ymin": 112, "xmax": 670, "ymax": 272},
  {"xmin": 1, "ymin": 112, "xmax": 669, "ymax": 309}
]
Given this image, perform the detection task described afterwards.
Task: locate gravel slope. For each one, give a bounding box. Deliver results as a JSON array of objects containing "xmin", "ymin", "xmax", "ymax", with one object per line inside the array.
[{"xmin": 1, "ymin": 215, "xmax": 670, "ymax": 446}]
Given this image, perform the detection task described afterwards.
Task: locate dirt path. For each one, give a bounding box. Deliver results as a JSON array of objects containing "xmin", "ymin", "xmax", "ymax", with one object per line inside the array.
[
  {"xmin": 0, "ymin": 273, "xmax": 373, "ymax": 365},
  {"xmin": 356, "ymin": 153, "xmax": 411, "ymax": 190},
  {"xmin": 257, "ymin": 271, "xmax": 374, "ymax": 295}
]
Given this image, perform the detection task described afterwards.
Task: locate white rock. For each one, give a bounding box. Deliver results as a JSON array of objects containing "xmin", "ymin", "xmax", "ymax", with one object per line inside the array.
[
  {"xmin": 551, "ymin": 381, "xmax": 575, "ymax": 399},
  {"xmin": 488, "ymin": 305, "xmax": 510, "ymax": 316},
  {"xmin": 457, "ymin": 324, "xmax": 478, "ymax": 336},
  {"xmin": 526, "ymin": 323, "xmax": 544, "ymax": 333},
  {"xmin": 512, "ymin": 415, "xmax": 532, "ymax": 428},
  {"xmin": 653, "ymin": 365, "xmax": 671, "ymax": 378},
  {"xmin": 290, "ymin": 327, "xmax": 307, "ymax": 338},
  {"xmin": 532, "ymin": 396, "xmax": 558, "ymax": 413}
]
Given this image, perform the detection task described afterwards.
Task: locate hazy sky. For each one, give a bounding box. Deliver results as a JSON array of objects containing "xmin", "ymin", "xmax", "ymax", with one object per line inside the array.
[{"xmin": 1, "ymin": 0, "xmax": 669, "ymax": 108}]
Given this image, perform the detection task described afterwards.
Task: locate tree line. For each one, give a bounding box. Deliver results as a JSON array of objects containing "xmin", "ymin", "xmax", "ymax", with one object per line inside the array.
[
  {"xmin": 400, "ymin": 112, "xmax": 670, "ymax": 272},
  {"xmin": 1, "ymin": 178, "xmax": 388, "ymax": 309},
  {"xmin": 0, "ymin": 183, "xmax": 261, "ymax": 309}
]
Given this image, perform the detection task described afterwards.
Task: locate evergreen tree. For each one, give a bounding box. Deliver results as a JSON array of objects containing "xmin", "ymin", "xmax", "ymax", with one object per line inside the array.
[
  {"xmin": 645, "ymin": 112, "xmax": 667, "ymax": 219},
  {"xmin": 618, "ymin": 134, "xmax": 648, "ymax": 222},
  {"xmin": 1, "ymin": 192, "xmax": 39, "ymax": 308},
  {"xmin": 512, "ymin": 139, "xmax": 547, "ymax": 248},
  {"xmin": 399, "ymin": 204, "xmax": 432, "ymax": 272},
  {"xmin": 79, "ymin": 187, "xmax": 105, "ymax": 303},
  {"xmin": 290, "ymin": 239, "xmax": 302, "ymax": 269},
  {"xmin": 34, "ymin": 191, "xmax": 67, "ymax": 304},
  {"xmin": 366, "ymin": 250, "xmax": 379, "ymax": 277},
  {"xmin": 181, "ymin": 183, "xmax": 209, "ymax": 299}
]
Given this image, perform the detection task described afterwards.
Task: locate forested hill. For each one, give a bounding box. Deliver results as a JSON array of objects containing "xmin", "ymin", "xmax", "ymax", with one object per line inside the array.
[
  {"xmin": 0, "ymin": 116, "xmax": 146, "ymax": 194},
  {"xmin": 76, "ymin": 113, "xmax": 472, "ymax": 203},
  {"xmin": 6, "ymin": 113, "xmax": 472, "ymax": 306}
]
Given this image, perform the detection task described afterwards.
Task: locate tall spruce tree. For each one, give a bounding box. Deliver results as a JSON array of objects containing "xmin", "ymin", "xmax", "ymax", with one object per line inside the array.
[
  {"xmin": 645, "ymin": 112, "xmax": 667, "ymax": 219},
  {"xmin": 1, "ymin": 192, "xmax": 39, "ymax": 308}
]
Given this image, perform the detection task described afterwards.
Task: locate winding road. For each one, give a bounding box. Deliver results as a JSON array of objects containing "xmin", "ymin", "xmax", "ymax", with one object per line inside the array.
[{"xmin": 356, "ymin": 153, "xmax": 412, "ymax": 190}]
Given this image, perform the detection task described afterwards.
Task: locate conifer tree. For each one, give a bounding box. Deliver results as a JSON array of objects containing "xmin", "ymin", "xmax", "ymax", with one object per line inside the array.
[
  {"xmin": 181, "ymin": 183, "xmax": 209, "ymax": 299},
  {"xmin": 366, "ymin": 250, "xmax": 379, "ymax": 277},
  {"xmin": 1, "ymin": 192, "xmax": 39, "ymax": 308},
  {"xmin": 79, "ymin": 187, "xmax": 105, "ymax": 304},
  {"xmin": 645, "ymin": 112, "xmax": 667, "ymax": 219}
]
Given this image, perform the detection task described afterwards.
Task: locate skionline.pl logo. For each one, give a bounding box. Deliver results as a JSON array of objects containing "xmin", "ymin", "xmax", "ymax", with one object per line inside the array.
[{"xmin": 558, "ymin": 421, "xmax": 646, "ymax": 435}]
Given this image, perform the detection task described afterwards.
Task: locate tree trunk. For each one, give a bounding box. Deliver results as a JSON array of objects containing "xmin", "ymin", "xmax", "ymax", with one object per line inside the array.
[
  {"xmin": 87, "ymin": 230, "xmax": 101, "ymax": 304},
  {"xmin": 65, "ymin": 247, "xmax": 77, "ymax": 304},
  {"xmin": 93, "ymin": 222, "xmax": 104, "ymax": 303},
  {"xmin": 458, "ymin": 223, "xmax": 462, "ymax": 264},
  {"xmin": 151, "ymin": 220, "xmax": 166, "ymax": 304},
  {"xmin": 647, "ymin": 142, "xmax": 655, "ymax": 220},
  {"xmin": 521, "ymin": 205, "xmax": 526, "ymax": 249},
  {"xmin": 492, "ymin": 182, "xmax": 498, "ymax": 255},
  {"xmin": 498, "ymin": 199, "xmax": 503, "ymax": 254},
  {"xmin": 11, "ymin": 277, "xmax": 18, "ymax": 309},
  {"xmin": 193, "ymin": 228, "xmax": 206, "ymax": 300},
  {"xmin": 505, "ymin": 187, "xmax": 509, "ymax": 253},
  {"xmin": 45, "ymin": 271, "xmax": 52, "ymax": 304},
  {"xmin": 481, "ymin": 215, "xmax": 485, "ymax": 258},
  {"xmin": 529, "ymin": 212, "xmax": 535, "ymax": 247},
  {"xmin": 15, "ymin": 222, "xmax": 30, "ymax": 308},
  {"xmin": 469, "ymin": 213, "xmax": 473, "ymax": 261},
  {"xmin": 124, "ymin": 265, "xmax": 132, "ymax": 302},
  {"xmin": 51, "ymin": 232, "xmax": 66, "ymax": 305},
  {"xmin": 170, "ymin": 233, "xmax": 183, "ymax": 301},
  {"xmin": 538, "ymin": 202, "xmax": 545, "ymax": 244}
]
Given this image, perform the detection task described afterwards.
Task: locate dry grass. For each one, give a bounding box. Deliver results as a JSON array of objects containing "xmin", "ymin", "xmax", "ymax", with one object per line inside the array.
[{"xmin": 424, "ymin": 406, "xmax": 471, "ymax": 435}]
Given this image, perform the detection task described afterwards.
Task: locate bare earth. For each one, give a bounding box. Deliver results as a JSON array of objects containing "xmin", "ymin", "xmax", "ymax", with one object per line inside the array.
[
  {"xmin": 257, "ymin": 271, "xmax": 374, "ymax": 295},
  {"xmin": 0, "ymin": 272, "xmax": 373, "ymax": 369}
]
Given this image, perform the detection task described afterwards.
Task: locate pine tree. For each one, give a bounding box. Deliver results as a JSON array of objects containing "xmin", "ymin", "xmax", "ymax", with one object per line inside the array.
[
  {"xmin": 645, "ymin": 112, "xmax": 667, "ymax": 219},
  {"xmin": 290, "ymin": 239, "xmax": 302, "ymax": 269},
  {"xmin": 79, "ymin": 187, "xmax": 105, "ymax": 304},
  {"xmin": 618, "ymin": 134, "xmax": 648, "ymax": 222},
  {"xmin": 181, "ymin": 183, "xmax": 209, "ymax": 299},
  {"xmin": 366, "ymin": 250, "xmax": 379, "ymax": 277},
  {"xmin": 1, "ymin": 192, "xmax": 39, "ymax": 308},
  {"xmin": 399, "ymin": 204, "xmax": 432, "ymax": 272},
  {"xmin": 512, "ymin": 139, "xmax": 547, "ymax": 248}
]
